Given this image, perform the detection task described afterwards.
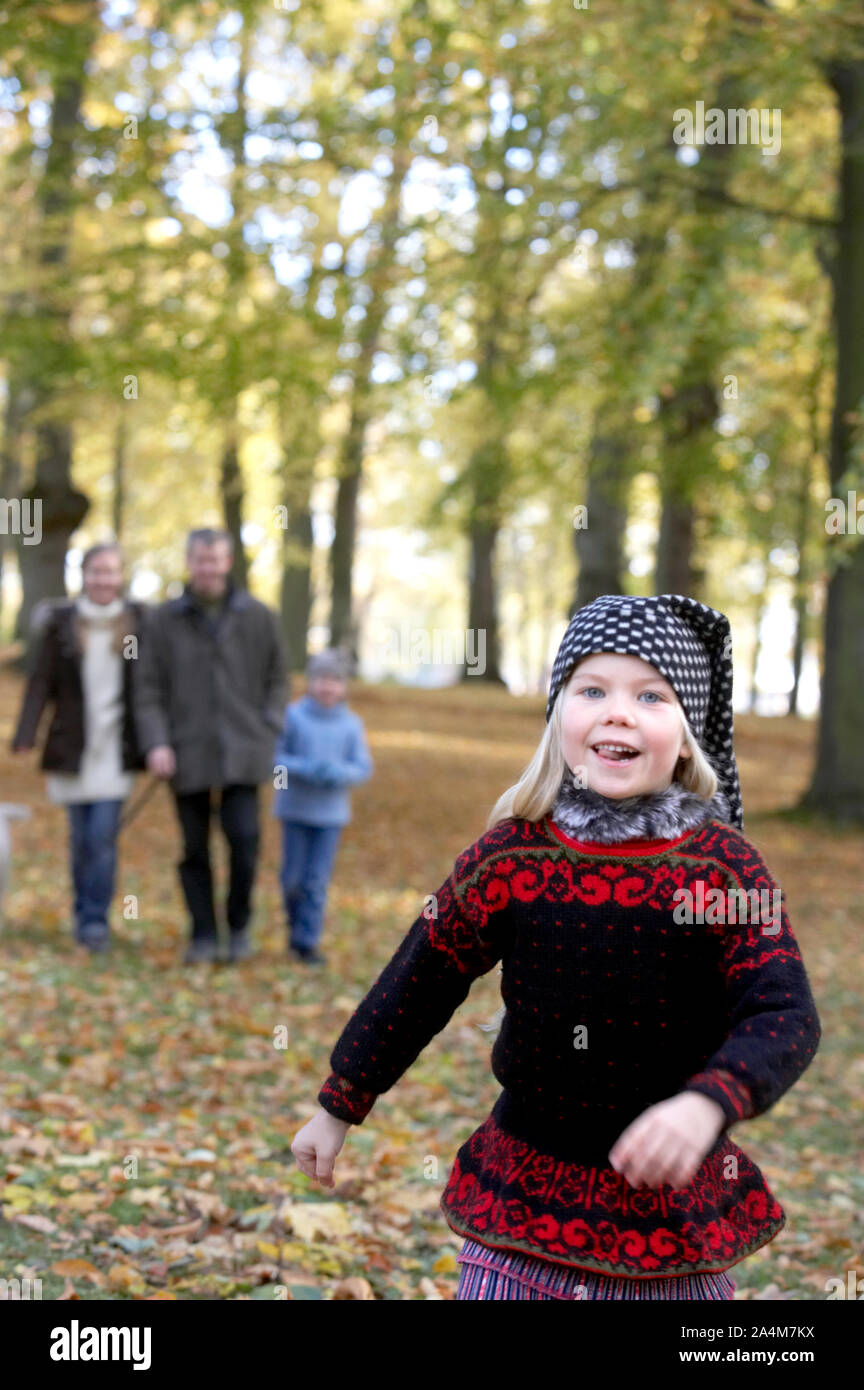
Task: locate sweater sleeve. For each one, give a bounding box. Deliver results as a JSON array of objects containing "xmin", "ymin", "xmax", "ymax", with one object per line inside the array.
[
  {"xmin": 11, "ymin": 613, "xmax": 59, "ymax": 750},
  {"xmin": 680, "ymin": 836, "xmax": 821, "ymax": 1132},
  {"xmin": 326, "ymin": 718, "xmax": 374, "ymax": 790},
  {"xmin": 261, "ymin": 607, "xmax": 289, "ymax": 736},
  {"xmin": 273, "ymin": 705, "xmax": 313, "ymax": 778},
  {"xmin": 132, "ymin": 608, "xmax": 171, "ymax": 754},
  {"xmin": 317, "ymin": 836, "xmax": 508, "ymax": 1123}
]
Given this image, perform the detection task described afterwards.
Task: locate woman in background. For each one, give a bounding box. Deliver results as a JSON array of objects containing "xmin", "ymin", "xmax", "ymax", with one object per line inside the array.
[{"xmin": 11, "ymin": 542, "xmax": 147, "ymax": 953}]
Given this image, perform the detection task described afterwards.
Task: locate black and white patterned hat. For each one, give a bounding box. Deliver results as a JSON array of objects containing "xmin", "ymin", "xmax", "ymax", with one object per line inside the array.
[{"xmin": 545, "ymin": 593, "xmax": 742, "ymax": 829}]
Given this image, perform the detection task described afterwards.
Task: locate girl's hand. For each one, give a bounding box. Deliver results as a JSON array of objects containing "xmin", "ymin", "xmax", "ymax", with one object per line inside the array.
[
  {"xmin": 291, "ymin": 1108, "xmax": 351, "ymax": 1189},
  {"xmin": 608, "ymin": 1093, "xmax": 726, "ymax": 1190}
]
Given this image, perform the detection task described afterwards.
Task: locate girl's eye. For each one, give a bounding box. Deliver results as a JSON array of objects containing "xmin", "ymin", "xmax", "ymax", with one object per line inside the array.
[{"xmin": 577, "ymin": 687, "xmax": 664, "ymax": 702}]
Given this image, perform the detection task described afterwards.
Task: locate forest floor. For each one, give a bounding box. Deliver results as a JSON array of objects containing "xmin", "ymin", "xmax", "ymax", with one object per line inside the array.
[{"xmin": 0, "ymin": 667, "xmax": 860, "ymax": 1301}]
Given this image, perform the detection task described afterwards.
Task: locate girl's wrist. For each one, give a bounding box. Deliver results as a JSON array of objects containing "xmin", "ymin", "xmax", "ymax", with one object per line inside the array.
[
  {"xmin": 320, "ymin": 1108, "xmax": 351, "ymax": 1130},
  {"xmin": 681, "ymin": 1091, "xmax": 727, "ymax": 1129}
]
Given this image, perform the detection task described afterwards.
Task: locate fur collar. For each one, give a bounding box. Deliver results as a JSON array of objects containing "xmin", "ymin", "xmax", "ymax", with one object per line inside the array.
[{"xmin": 550, "ymin": 775, "xmax": 731, "ymax": 844}]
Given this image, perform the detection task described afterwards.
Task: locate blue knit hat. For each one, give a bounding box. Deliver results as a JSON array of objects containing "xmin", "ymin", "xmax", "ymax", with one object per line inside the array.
[
  {"xmin": 545, "ymin": 593, "xmax": 742, "ymax": 830},
  {"xmin": 307, "ymin": 648, "xmax": 350, "ymax": 682}
]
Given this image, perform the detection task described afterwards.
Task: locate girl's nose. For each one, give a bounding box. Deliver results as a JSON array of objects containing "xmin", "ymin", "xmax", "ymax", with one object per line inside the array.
[{"xmin": 602, "ymin": 707, "xmax": 637, "ymax": 724}]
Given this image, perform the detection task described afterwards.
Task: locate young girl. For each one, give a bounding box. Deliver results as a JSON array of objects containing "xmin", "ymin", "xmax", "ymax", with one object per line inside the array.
[{"xmin": 291, "ymin": 594, "xmax": 821, "ymax": 1299}]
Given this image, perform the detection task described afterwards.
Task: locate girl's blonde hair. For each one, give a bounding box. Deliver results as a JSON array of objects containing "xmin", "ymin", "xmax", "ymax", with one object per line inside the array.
[{"xmin": 485, "ymin": 674, "xmax": 718, "ymax": 832}]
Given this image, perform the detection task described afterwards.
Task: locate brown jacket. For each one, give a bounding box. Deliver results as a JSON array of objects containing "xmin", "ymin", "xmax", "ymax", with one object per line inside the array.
[
  {"xmin": 132, "ymin": 580, "xmax": 289, "ymax": 794},
  {"xmin": 11, "ymin": 599, "xmax": 148, "ymax": 773}
]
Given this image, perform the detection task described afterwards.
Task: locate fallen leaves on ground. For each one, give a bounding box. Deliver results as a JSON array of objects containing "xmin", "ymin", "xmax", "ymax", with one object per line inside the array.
[{"xmin": 0, "ymin": 673, "xmax": 859, "ymax": 1300}]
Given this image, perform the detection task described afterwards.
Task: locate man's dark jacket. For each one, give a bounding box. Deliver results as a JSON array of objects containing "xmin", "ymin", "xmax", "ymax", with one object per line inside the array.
[
  {"xmin": 132, "ymin": 580, "xmax": 289, "ymax": 794},
  {"xmin": 11, "ymin": 599, "xmax": 148, "ymax": 773}
]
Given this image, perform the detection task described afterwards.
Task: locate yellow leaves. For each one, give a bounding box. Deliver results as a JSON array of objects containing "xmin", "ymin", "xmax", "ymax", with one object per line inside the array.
[
  {"xmin": 432, "ymin": 1252, "xmax": 459, "ymax": 1276},
  {"xmin": 108, "ymin": 1263, "xmax": 144, "ymax": 1291},
  {"xmin": 127, "ymin": 1186, "xmax": 169, "ymax": 1208},
  {"xmin": 279, "ymin": 1200, "xmax": 352, "ymax": 1242},
  {"xmin": 253, "ymin": 1238, "xmax": 319, "ymax": 1265},
  {"xmin": 276, "ymin": 1241, "xmax": 308, "ymax": 1264},
  {"xmin": 64, "ymin": 1191, "xmax": 105, "ymax": 1213},
  {"xmin": 2, "ymin": 1179, "xmax": 65, "ymax": 1209},
  {"xmin": 2, "ymin": 1183, "xmax": 37, "ymax": 1208}
]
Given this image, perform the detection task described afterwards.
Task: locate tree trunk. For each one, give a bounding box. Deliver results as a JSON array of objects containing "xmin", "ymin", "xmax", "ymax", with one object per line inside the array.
[
  {"xmin": 654, "ymin": 462, "xmax": 697, "ymax": 596},
  {"xmin": 0, "ymin": 378, "xmax": 31, "ymax": 636},
  {"xmin": 789, "ymin": 346, "xmax": 827, "ymax": 716},
  {"xmin": 654, "ymin": 72, "xmax": 743, "ymax": 600},
  {"xmin": 746, "ymin": 578, "xmax": 768, "ymax": 713},
  {"xmin": 220, "ymin": 424, "xmax": 248, "ymax": 589},
  {"xmin": 13, "ymin": 21, "xmax": 99, "ymax": 648},
  {"xmin": 328, "ymin": 151, "xmax": 409, "ymax": 662},
  {"xmin": 463, "ymin": 435, "xmax": 507, "ymax": 686},
  {"xmin": 112, "ymin": 413, "xmax": 126, "ymax": 541},
  {"xmin": 18, "ymin": 423, "xmax": 88, "ymax": 639},
  {"xmin": 277, "ymin": 393, "xmax": 317, "ymax": 675},
  {"xmin": 788, "ymin": 452, "xmax": 813, "ymax": 717},
  {"xmin": 801, "ymin": 56, "xmax": 864, "ymax": 822},
  {"xmin": 216, "ymin": 17, "xmax": 251, "ymax": 589},
  {"xmin": 329, "ymin": 395, "xmax": 366, "ymax": 665},
  {"xmin": 573, "ymin": 433, "xmax": 630, "ymax": 611},
  {"xmin": 653, "ymin": 380, "xmax": 717, "ymax": 597}
]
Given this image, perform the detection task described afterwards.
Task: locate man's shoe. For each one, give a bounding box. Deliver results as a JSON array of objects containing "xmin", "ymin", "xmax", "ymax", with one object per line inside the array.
[
  {"xmin": 79, "ymin": 922, "xmax": 110, "ymax": 954},
  {"xmin": 228, "ymin": 930, "xmax": 252, "ymax": 962},
  {"xmin": 184, "ymin": 937, "xmax": 219, "ymax": 964},
  {"xmin": 291, "ymin": 945, "xmax": 327, "ymax": 966}
]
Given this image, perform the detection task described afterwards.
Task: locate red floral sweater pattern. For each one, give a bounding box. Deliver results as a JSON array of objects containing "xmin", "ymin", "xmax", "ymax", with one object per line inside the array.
[{"xmin": 317, "ymin": 814, "xmax": 821, "ymax": 1276}]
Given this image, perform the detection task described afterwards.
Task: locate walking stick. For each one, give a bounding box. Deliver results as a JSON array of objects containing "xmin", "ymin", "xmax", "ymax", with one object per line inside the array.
[{"xmin": 118, "ymin": 774, "xmax": 164, "ymax": 830}]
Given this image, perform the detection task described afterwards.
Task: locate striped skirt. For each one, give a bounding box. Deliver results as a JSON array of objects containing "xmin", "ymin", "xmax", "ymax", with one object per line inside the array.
[{"xmin": 456, "ymin": 1238, "xmax": 736, "ymax": 1300}]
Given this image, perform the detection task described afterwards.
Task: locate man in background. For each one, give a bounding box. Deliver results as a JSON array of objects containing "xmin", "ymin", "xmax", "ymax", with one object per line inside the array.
[{"xmin": 134, "ymin": 528, "xmax": 288, "ymax": 963}]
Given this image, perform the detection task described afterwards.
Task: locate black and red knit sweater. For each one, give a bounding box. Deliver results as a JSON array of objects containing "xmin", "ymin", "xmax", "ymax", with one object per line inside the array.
[{"xmin": 317, "ymin": 800, "xmax": 821, "ymax": 1278}]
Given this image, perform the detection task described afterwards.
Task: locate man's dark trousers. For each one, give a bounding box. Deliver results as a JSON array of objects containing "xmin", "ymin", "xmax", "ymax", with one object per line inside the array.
[{"xmin": 172, "ymin": 784, "xmax": 260, "ymax": 942}]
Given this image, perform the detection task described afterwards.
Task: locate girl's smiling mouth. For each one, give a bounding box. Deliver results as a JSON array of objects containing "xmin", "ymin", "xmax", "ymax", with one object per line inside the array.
[{"xmin": 591, "ymin": 743, "xmax": 642, "ymax": 765}]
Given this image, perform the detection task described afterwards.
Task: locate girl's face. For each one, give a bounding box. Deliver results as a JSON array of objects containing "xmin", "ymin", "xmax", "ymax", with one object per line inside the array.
[{"xmin": 559, "ymin": 652, "xmax": 691, "ymax": 798}]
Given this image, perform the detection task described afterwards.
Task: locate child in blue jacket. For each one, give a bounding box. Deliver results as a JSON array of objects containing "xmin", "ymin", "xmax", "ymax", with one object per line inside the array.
[{"xmin": 273, "ymin": 649, "xmax": 373, "ymax": 964}]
